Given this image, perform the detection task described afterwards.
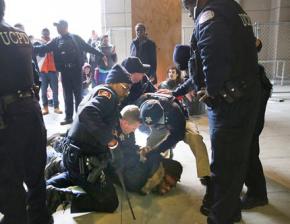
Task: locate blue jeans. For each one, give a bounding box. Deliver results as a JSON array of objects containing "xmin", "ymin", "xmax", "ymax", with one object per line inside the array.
[{"xmin": 40, "ymin": 72, "xmax": 59, "ymax": 108}]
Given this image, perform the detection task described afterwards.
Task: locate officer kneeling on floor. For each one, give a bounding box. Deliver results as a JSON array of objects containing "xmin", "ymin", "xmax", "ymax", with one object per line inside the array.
[
  {"xmin": 45, "ymin": 64, "xmax": 132, "ymax": 215},
  {"xmin": 105, "ymin": 105, "xmax": 183, "ymax": 195}
]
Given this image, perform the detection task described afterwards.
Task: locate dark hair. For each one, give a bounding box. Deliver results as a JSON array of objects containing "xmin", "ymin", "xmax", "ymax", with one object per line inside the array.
[
  {"xmin": 0, "ymin": 0, "xmax": 5, "ymax": 21},
  {"xmin": 256, "ymin": 38, "xmax": 263, "ymax": 53},
  {"xmin": 42, "ymin": 28, "xmax": 50, "ymax": 35},
  {"xmin": 101, "ymin": 34, "xmax": 109, "ymax": 41},
  {"xmin": 167, "ymin": 66, "xmax": 182, "ymax": 84},
  {"xmin": 162, "ymin": 159, "xmax": 183, "ymax": 181},
  {"xmin": 135, "ymin": 23, "xmax": 146, "ymax": 31}
]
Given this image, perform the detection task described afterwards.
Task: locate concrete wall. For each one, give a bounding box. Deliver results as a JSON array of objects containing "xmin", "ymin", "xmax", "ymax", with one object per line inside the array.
[{"xmin": 100, "ymin": 0, "xmax": 132, "ymax": 63}]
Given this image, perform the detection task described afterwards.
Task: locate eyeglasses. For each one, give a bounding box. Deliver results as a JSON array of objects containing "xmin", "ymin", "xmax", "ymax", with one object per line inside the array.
[{"xmin": 120, "ymin": 83, "xmax": 131, "ymax": 91}]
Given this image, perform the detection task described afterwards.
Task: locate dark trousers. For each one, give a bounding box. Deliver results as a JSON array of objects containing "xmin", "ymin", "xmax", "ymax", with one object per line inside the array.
[
  {"xmin": 244, "ymin": 85, "xmax": 271, "ymax": 199},
  {"xmin": 60, "ymin": 67, "xmax": 83, "ymax": 120},
  {"xmin": 0, "ymin": 98, "xmax": 50, "ymax": 224},
  {"xmin": 47, "ymin": 171, "xmax": 118, "ymax": 213},
  {"xmin": 46, "ymin": 145, "xmax": 118, "ymax": 213},
  {"xmin": 40, "ymin": 72, "xmax": 59, "ymax": 108},
  {"xmin": 207, "ymin": 82, "xmax": 261, "ymax": 224}
]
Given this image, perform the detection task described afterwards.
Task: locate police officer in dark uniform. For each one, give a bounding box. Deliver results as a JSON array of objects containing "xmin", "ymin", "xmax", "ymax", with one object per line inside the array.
[
  {"xmin": 45, "ymin": 64, "xmax": 132, "ymax": 214},
  {"xmin": 241, "ymin": 39, "xmax": 272, "ymax": 209},
  {"xmin": 34, "ymin": 20, "xmax": 106, "ymax": 125},
  {"xmin": 120, "ymin": 56, "xmax": 156, "ymax": 107},
  {"xmin": 0, "ymin": 1, "xmax": 51, "ymax": 223},
  {"xmin": 180, "ymin": 0, "xmax": 261, "ymax": 223}
]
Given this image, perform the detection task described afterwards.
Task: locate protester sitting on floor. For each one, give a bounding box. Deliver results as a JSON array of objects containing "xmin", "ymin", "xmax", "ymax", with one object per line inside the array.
[{"xmin": 158, "ymin": 66, "xmax": 183, "ymax": 91}]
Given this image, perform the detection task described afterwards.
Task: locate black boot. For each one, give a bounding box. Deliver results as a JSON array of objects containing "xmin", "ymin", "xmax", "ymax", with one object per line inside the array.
[
  {"xmin": 241, "ymin": 194, "xmax": 268, "ymax": 209},
  {"xmin": 46, "ymin": 185, "xmax": 73, "ymax": 215},
  {"xmin": 200, "ymin": 176, "xmax": 212, "ymax": 216}
]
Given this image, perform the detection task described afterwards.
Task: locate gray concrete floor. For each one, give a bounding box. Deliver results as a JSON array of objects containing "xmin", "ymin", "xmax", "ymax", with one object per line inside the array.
[{"xmin": 42, "ymin": 91, "xmax": 290, "ymax": 224}]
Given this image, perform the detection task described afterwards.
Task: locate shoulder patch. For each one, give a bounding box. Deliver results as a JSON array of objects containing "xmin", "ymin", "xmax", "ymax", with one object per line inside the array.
[
  {"xmin": 199, "ymin": 10, "xmax": 215, "ymax": 25},
  {"xmin": 97, "ymin": 90, "xmax": 112, "ymax": 99}
]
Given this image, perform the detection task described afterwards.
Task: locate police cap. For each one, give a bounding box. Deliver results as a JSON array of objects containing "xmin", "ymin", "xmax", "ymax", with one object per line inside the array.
[
  {"xmin": 140, "ymin": 99, "xmax": 165, "ymax": 125},
  {"xmin": 122, "ymin": 56, "xmax": 150, "ymax": 74},
  {"xmin": 105, "ymin": 64, "xmax": 132, "ymax": 84},
  {"xmin": 173, "ymin": 44, "xmax": 191, "ymax": 71}
]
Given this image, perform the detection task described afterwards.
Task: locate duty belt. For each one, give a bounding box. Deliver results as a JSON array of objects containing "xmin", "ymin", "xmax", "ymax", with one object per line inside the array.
[
  {"xmin": 0, "ymin": 89, "xmax": 34, "ymax": 106},
  {"xmin": 0, "ymin": 89, "xmax": 34, "ymax": 130}
]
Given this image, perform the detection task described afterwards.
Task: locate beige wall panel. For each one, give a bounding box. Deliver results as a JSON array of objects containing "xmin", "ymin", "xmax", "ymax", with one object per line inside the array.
[{"xmin": 131, "ymin": 0, "xmax": 181, "ymax": 83}]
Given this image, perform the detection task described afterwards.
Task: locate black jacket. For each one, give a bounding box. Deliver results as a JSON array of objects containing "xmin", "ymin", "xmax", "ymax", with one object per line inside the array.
[
  {"xmin": 137, "ymin": 93, "xmax": 186, "ymax": 153},
  {"xmin": 0, "ymin": 22, "xmax": 34, "ymax": 95},
  {"xmin": 34, "ymin": 33, "xmax": 104, "ymax": 71},
  {"xmin": 68, "ymin": 86, "xmax": 119, "ymax": 155},
  {"xmin": 130, "ymin": 38, "xmax": 157, "ymax": 81}
]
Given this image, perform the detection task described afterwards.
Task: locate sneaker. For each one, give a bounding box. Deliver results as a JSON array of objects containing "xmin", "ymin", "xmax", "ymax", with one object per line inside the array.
[
  {"xmin": 60, "ymin": 118, "xmax": 73, "ymax": 125},
  {"xmin": 54, "ymin": 108, "xmax": 63, "ymax": 114},
  {"xmin": 42, "ymin": 106, "xmax": 49, "ymax": 115},
  {"xmin": 46, "ymin": 185, "xmax": 72, "ymax": 215},
  {"xmin": 241, "ymin": 195, "xmax": 268, "ymax": 209},
  {"xmin": 45, "ymin": 156, "xmax": 63, "ymax": 180}
]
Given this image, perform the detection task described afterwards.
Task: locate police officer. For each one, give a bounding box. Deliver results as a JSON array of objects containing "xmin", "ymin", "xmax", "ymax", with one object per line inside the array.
[
  {"xmin": 242, "ymin": 39, "xmax": 272, "ymax": 209},
  {"xmin": 121, "ymin": 56, "xmax": 156, "ymax": 107},
  {"xmin": 106, "ymin": 105, "xmax": 183, "ymax": 196},
  {"xmin": 45, "ymin": 64, "xmax": 132, "ymax": 214},
  {"xmin": 0, "ymin": 0, "xmax": 51, "ymax": 223},
  {"xmin": 181, "ymin": 0, "xmax": 261, "ymax": 223},
  {"xmin": 138, "ymin": 93, "xmax": 211, "ymax": 187},
  {"xmin": 34, "ymin": 20, "xmax": 106, "ymax": 125}
]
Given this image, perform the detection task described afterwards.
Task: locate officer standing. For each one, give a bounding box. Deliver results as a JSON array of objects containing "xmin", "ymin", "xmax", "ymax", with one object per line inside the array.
[
  {"xmin": 45, "ymin": 64, "xmax": 132, "ymax": 214},
  {"xmin": 181, "ymin": 0, "xmax": 261, "ymax": 223},
  {"xmin": 0, "ymin": 0, "xmax": 51, "ymax": 223},
  {"xmin": 34, "ymin": 20, "xmax": 106, "ymax": 125},
  {"xmin": 241, "ymin": 39, "xmax": 272, "ymax": 209}
]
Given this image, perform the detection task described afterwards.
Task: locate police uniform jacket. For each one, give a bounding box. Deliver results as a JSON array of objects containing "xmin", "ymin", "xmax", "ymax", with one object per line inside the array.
[
  {"xmin": 192, "ymin": 0, "xmax": 259, "ymax": 97},
  {"xmin": 138, "ymin": 94, "xmax": 186, "ymax": 154},
  {"xmin": 67, "ymin": 86, "xmax": 119, "ymax": 155},
  {"xmin": 34, "ymin": 33, "xmax": 104, "ymax": 71},
  {"xmin": 0, "ymin": 22, "xmax": 34, "ymax": 95}
]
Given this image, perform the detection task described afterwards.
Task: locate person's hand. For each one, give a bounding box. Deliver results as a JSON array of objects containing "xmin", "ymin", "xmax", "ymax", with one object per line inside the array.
[
  {"xmin": 157, "ymin": 89, "xmax": 173, "ymax": 95},
  {"xmin": 197, "ymin": 89, "xmax": 210, "ymax": 102},
  {"xmin": 108, "ymin": 139, "xmax": 118, "ymax": 149},
  {"xmin": 138, "ymin": 146, "xmax": 152, "ymax": 162},
  {"xmin": 102, "ymin": 56, "xmax": 108, "ymax": 67},
  {"xmin": 112, "ymin": 46, "xmax": 116, "ymax": 54}
]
